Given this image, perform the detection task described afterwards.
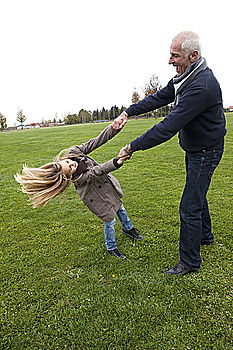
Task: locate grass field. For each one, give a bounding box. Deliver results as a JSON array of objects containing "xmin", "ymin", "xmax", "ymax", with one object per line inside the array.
[{"xmin": 0, "ymin": 116, "xmax": 232, "ymax": 349}]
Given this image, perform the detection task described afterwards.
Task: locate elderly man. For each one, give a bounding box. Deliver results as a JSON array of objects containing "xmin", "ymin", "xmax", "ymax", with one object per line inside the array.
[{"xmin": 113, "ymin": 31, "xmax": 226, "ymax": 275}]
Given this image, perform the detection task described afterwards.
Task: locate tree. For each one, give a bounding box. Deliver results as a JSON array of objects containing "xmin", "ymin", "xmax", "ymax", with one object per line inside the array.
[
  {"xmin": 119, "ymin": 106, "xmax": 127, "ymax": 114},
  {"xmin": 100, "ymin": 107, "xmax": 109, "ymax": 120},
  {"xmin": 64, "ymin": 114, "xmax": 79, "ymax": 125},
  {"xmin": 78, "ymin": 109, "xmax": 92, "ymax": 123},
  {"xmin": 0, "ymin": 112, "xmax": 7, "ymax": 129},
  {"xmin": 149, "ymin": 74, "xmax": 162, "ymax": 92},
  {"xmin": 131, "ymin": 88, "xmax": 140, "ymax": 104},
  {"xmin": 16, "ymin": 109, "xmax": 26, "ymax": 125},
  {"xmin": 140, "ymin": 74, "xmax": 164, "ymax": 118},
  {"xmin": 109, "ymin": 106, "xmax": 119, "ymax": 120},
  {"xmin": 143, "ymin": 74, "xmax": 162, "ymax": 97},
  {"xmin": 92, "ymin": 109, "xmax": 100, "ymax": 121}
]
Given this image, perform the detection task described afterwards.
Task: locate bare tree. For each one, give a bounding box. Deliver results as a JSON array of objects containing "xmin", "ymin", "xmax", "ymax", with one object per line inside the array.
[
  {"xmin": 143, "ymin": 74, "xmax": 162, "ymax": 97},
  {"xmin": 16, "ymin": 109, "xmax": 26, "ymax": 126},
  {"xmin": 132, "ymin": 88, "xmax": 141, "ymax": 103}
]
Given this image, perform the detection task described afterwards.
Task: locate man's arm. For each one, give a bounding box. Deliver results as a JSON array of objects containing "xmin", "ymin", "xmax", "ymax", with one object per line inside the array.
[
  {"xmin": 112, "ymin": 79, "xmax": 175, "ymax": 130},
  {"xmin": 117, "ymin": 79, "xmax": 210, "ymax": 154},
  {"xmin": 126, "ymin": 81, "xmax": 174, "ymax": 116}
]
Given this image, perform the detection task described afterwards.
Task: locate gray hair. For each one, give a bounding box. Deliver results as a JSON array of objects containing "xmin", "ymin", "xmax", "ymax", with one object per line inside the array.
[{"xmin": 173, "ymin": 31, "xmax": 201, "ymax": 57}]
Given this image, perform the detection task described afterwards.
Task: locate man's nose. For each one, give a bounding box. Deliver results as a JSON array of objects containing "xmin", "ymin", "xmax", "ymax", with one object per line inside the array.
[{"xmin": 168, "ymin": 56, "xmax": 173, "ymax": 64}]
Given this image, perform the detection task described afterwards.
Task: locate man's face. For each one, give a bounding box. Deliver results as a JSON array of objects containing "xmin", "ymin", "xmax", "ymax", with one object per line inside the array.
[{"xmin": 169, "ymin": 40, "xmax": 195, "ymax": 76}]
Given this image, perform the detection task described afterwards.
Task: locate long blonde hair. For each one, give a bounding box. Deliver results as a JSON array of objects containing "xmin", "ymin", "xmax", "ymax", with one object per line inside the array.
[{"xmin": 14, "ymin": 161, "xmax": 70, "ymax": 208}]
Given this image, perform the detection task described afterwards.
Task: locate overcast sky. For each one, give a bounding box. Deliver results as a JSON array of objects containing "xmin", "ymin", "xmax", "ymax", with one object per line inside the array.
[{"xmin": 1, "ymin": 0, "xmax": 232, "ymax": 126}]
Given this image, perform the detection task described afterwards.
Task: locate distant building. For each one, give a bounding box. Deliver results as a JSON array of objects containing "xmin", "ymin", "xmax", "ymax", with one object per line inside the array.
[
  {"xmin": 91, "ymin": 120, "xmax": 109, "ymax": 123},
  {"xmin": 228, "ymin": 106, "xmax": 233, "ymax": 112},
  {"xmin": 15, "ymin": 121, "xmax": 66, "ymax": 129},
  {"xmin": 16, "ymin": 124, "xmax": 26, "ymax": 129},
  {"xmin": 16, "ymin": 123, "xmax": 41, "ymax": 129}
]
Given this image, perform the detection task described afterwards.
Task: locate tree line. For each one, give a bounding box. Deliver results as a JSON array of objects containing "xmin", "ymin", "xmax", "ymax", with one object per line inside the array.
[
  {"xmin": 63, "ymin": 75, "xmax": 173, "ymax": 125},
  {"xmin": 1, "ymin": 74, "xmax": 176, "ymax": 130}
]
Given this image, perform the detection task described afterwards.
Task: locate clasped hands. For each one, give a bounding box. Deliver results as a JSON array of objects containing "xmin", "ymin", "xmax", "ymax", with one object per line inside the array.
[
  {"xmin": 116, "ymin": 144, "xmax": 133, "ymax": 165},
  {"xmin": 111, "ymin": 111, "xmax": 133, "ymax": 165},
  {"xmin": 111, "ymin": 111, "xmax": 128, "ymax": 130}
]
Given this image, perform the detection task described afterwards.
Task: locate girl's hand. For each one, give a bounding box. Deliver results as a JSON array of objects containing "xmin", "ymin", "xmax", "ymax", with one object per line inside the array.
[{"xmin": 117, "ymin": 155, "xmax": 131, "ymax": 165}]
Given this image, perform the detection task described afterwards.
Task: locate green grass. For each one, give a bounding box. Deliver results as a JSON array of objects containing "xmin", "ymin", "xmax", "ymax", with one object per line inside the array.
[{"xmin": 0, "ymin": 116, "xmax": 232, "ymax": 349}]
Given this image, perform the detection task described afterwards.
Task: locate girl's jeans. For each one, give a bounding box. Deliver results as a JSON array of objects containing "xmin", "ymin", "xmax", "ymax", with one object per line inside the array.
[
  {"xmin": 180, "ymin": 146, "xmax": 223, "ymax": 270},
  {"xmin": 104, "ymin": 205, "xmax": 133, "ymax": 250}
]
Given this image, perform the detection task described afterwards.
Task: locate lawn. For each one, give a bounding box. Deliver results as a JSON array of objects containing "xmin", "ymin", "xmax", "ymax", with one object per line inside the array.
[{"xmin": 0, "ymin": 116, "xmax": 232, "ymax": 349}]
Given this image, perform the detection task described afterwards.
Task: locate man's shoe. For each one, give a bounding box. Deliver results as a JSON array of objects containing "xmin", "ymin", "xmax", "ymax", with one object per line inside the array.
[
  {"xmin": 122, "ymin": 227, "xmax": 143, "ymax": 241},
  {"xmin": 164, "ymin": 261, "xmax": 197, "ymax": 275},
  {"xmin": 108, "ymin": 248, "xmax": 126, "ymax": 260},
  {"xmin": 201, "ymin": 239, "xmax": 214, "ymax": 246}
]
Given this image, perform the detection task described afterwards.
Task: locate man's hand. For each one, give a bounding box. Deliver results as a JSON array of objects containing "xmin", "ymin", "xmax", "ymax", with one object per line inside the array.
[{"xmin": 111, "ymin": 111, "xmax": 128, "ymax": 130}]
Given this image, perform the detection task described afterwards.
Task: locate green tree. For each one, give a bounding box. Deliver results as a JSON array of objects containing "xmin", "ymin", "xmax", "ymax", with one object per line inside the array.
[
  {"xmin": 109, "ymin": 106, "xmax": 119, "ymax": 120},
  {"xmin": 16, "ymin": 109, "xmax": 26, "ymax": 125},
  {"xmin": 100, "ymin": 107, "xmax": 109, "ymax": 120},
  {"xmin": 78, "ymin": 109, "xmax": 92, "ymax": 123},
  {"xmin": 92, "ymin": 109, "xmax": 100, "ymax": 121},
  {"xmin": 0, "ymin": 112, "xmax": 7, "ymax": 129},
  {"xmin": 64, "ymin": 114, "xmax": 79, "ymax": 125}
]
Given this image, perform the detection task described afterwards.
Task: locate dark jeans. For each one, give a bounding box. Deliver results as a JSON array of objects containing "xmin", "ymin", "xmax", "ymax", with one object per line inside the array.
[{"xmin": 179, "ymin": 146, "xmax": 224, "ymax": 270}]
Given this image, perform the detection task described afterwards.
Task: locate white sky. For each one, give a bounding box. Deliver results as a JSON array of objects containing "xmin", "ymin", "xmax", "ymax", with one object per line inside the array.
[{"xmin": 1, "ymin": 0, "xmax": 232, "ymax": 126}]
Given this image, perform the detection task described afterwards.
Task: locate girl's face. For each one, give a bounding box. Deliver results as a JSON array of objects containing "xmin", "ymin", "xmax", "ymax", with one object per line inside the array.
[{"xmin": 59, "ymin": 159, "xmax": 78, "ymax": 176}]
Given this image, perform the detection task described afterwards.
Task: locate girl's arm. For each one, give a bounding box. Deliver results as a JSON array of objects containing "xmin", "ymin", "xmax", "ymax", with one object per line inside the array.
[
  {"xmin": 70, "ymin": 124, "xmax": 121, "ymax": 155},
  {"xmin": 74, "ymin": 157, "xmax": 124, "ymax": 186}
]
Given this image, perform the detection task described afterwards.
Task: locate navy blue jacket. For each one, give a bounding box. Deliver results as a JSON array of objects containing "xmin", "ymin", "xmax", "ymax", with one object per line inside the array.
[{"xmin": 126, "ymin": 68, "xmax": 226, "ymax": 152}]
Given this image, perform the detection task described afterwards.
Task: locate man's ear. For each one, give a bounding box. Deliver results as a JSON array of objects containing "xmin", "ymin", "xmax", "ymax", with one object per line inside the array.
[{"xmin": 189, "ymin": 50, "xmax": 199, "ymax": 62}]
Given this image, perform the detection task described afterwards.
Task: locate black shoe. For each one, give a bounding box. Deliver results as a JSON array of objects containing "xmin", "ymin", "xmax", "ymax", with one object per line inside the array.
[
  {"xmin": 201, "ymin": 239, "xmax": 214, "ymax": 246},
  {"xmin": 164, "ymin": 261, "xmax": 197, "ymax": 275},
  {"xmin": 108, "ymin": 248, "xmax": 126, "ymax": 260},
  {"xmin": 122, "ymin": 227, "xmax": 143, "ymax": 240}
]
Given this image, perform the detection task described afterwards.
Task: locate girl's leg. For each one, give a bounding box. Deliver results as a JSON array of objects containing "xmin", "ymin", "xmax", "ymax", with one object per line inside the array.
[
  {"xmin": 104, "ymin": 218, "xmax": 117, "ymax": 250},
  {"xmin": 117, "ymin": 204, "xmax": 143, "ymax": 240},
  {"xmin": 116, "ymin": 204, "xmax": 133, "ymax": 230}
]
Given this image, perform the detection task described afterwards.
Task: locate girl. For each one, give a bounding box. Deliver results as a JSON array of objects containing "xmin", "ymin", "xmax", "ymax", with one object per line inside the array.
[{"xmin": 15, "ymin": 123, "xmax": 143, "ymax": 260}]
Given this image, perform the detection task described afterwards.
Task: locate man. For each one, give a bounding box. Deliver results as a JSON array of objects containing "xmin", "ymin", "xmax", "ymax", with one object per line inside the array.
[{"xmin": 113, "ymin": 31, "xmax": 226, "ymax": 275}]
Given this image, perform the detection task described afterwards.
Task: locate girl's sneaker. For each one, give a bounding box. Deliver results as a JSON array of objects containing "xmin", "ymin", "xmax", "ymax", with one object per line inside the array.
[
  {"xmin": 108, "ymin": 248, "xmax": 126, "ymax": 260},
  {"xmin": 122, "ymin": 227, "xmax": 143, "ymax": 241}
]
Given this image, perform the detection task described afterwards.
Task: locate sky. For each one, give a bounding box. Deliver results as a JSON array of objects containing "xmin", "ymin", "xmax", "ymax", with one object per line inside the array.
[{"xmin": 1, "ymin": 0, "xmax": 232, "ymax": 126}]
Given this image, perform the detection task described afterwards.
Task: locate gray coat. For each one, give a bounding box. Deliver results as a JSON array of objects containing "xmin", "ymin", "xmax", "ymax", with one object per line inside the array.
[{"xmin": 69, "ymin": 125, "xmax": 123, "ymax": 222}]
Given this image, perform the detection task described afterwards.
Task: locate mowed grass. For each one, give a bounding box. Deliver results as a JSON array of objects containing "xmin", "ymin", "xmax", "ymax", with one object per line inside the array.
[{"xmin": 0, "ymin": 116, "xmax": 232, "ymax": 350}]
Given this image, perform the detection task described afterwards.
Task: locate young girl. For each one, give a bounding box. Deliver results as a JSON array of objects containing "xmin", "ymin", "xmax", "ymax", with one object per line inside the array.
[{"xmin": 15, "ymin": 123, "xmax": 143, "ymax": 259}]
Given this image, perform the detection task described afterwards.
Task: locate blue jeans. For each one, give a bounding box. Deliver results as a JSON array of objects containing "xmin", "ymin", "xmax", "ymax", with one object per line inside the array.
[
  {"xmin": 180, "ymin": 146, "xmax": 223, "ymax": 270},
  {"xmin": 104, "ymin": 205, "xmax": 133, "ymax": 250}
]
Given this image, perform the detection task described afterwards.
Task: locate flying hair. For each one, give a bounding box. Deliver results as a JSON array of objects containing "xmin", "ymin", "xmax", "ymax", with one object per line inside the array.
[{"xmin": 14, "ymin": 162, "xmax": 70, "ymax": 208}]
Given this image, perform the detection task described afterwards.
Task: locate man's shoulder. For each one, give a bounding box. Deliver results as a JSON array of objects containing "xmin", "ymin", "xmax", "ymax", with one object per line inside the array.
[
  {"xmin": 196, "ymin": 67, "xmax": 217, "ymax": 81},
  {"xmin": 189, "ymin": 67, "xmax": 219, "ymax": 88}
]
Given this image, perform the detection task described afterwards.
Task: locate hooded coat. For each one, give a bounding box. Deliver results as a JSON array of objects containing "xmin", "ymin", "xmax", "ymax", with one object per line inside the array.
[{"xmin": 68, "ymin": 124, "xmax": 123, "ymax": 222}]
